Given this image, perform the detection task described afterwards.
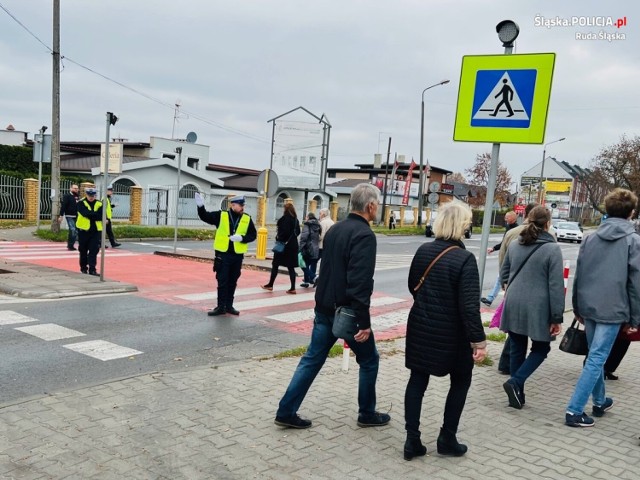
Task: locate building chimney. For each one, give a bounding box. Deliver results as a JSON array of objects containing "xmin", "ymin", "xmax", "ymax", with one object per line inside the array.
[{"xmin": 373, "ymin": 153, "xmax": 382, "ymax": 169}]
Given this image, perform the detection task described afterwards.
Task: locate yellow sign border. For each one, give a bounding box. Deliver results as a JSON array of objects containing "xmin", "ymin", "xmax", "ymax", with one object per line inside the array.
[{"xmin": 453, "ymin": 53, "xmax": 556, "ymax": 144}]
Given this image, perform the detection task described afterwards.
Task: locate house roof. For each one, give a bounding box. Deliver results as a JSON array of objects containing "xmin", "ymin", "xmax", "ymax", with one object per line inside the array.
[{"xmin": 205, "ymin": 164, "xmax": 261, "ymax": 175}]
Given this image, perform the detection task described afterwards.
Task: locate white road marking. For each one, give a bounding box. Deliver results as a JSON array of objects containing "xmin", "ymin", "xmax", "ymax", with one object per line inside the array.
[
  {"xmin": 176, "ymin": 287, "xmax": 266, "ymax": 302},
  {"xmin": 0, "ymin": 310, "xmax": 38, "ymax": 325},
  {"xmin": 375, "ymin": 254, "xmax": 414, "ymax": 271},
  {"xmin": 233, "ymin": 293, "xmax": 317, "ymax": 310},
  {"xmin": 14, "ymin": 323, "xmax": 86, "ymax": 341},
  {"xmin": 63, "ymin": 340, "xmax": 143, "ymax": 361},
  {"xmin": 266, "ymin": 296, "xmax": 408, "ymax": 323},
  {"xmin": 370, "ymin": 308, "xmax": 411, "ymax": 329}
]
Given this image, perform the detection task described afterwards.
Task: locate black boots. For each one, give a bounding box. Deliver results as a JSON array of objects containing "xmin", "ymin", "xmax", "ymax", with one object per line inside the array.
[
  {"xmin": 403, "ymin": 437, "xmax": 427, "ymax": 461},
  {"xmin": 437, "ymin": 428, "xmax": 467, "ymax": 457}
]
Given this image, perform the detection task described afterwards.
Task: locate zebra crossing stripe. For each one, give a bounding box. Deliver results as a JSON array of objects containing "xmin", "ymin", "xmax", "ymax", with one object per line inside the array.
[
  {"xmin": 233, "ymin": 293, "xmax": 317, "ymax": 311},
  {"xmin": 176, "ymin": 287, "xmax": 266, "ymax": 302},
  {"xmin": 14, "ymin": 323, "xmax": 86, "ymax": 341},
  {"xmin": 0, "ymin": 311, "xmax": 38, "ymax": 325},
  {"xmin": 266, "ymin": 296, "xmax": 408, "ymax": 323},
  {"xmin": 63, "ymin": 340, "xmax": 143, "ymax": 361}
]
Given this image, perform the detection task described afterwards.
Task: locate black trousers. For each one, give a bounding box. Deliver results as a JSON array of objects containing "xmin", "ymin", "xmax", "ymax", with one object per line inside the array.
[
  {"xmin": 404, "ymin": 367, "xmax": 472, "ymax": 439},
  {"xmin": 77, "ymin": 229, "xmax": 100, "ymax": 272},
  {"xmin": 214, "ymin": 252, "xmax": 243, "ymax": 309},
  {"xmin": 604, "ymin": 335, "xmax": 631, "ymax": 373},
  {"xmin": 106, "ymin": 220, "xmax": 117, "ymax": 246}
]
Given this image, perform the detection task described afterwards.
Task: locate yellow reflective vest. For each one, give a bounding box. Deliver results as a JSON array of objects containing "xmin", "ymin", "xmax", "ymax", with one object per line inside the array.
[
  {"xmin": 76, "ymin": 199, "xmax": 103, "ymax": 231},
  {"xmin": 214, "ymin": 211, "xmax": 250, "ymax": 253}
]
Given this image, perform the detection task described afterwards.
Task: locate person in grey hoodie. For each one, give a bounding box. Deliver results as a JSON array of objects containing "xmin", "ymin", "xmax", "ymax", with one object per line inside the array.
[{"xmin": 565, "ymin": 188, "xmax": 640, "ymax": 427}]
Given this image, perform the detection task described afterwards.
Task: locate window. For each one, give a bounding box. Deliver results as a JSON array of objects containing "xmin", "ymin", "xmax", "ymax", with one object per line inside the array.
[
  {"xmin": 187, "ymin": 157, "xmax": 199, "ymax": 170},
  {"xmin": 162, "ymin": 153, "xmax": 175, "ymax": 160}
]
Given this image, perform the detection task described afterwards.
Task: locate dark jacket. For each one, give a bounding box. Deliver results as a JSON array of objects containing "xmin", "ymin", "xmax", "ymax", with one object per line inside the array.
[
  {"xmin": 572, "ymin": 218, "xmax": 640, "ymax": 326},
  {"xmin": 59, "ymin": 192, "xmax": 79, "ymax": 217},
  {"xmin": 299, "ymin": 217, "xmax": 321, "ymax": 260},
  {"xmin": 315, "ymin": 213, "xmax": 376, "ymax": 330},
  {"xmin": 405, "ymin": 239, "xmax": 486, "ymax": 376},
  {"xmin": 493, "ymin": 221, "xmax": 519, "ymax": 251},
  {"xmin": 274, "ymin": 214, "xmax": 300, "ymax": 268}
]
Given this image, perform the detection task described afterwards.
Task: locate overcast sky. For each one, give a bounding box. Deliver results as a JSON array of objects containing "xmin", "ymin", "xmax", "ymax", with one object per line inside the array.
[{"xmin": 1, "ymin": 0, "xmax": 637, "ymax": 186}]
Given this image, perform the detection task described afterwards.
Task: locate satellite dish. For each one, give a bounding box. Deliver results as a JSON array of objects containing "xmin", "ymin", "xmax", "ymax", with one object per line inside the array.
[{"xmin": 186, "ymin": 131, "xmax": 198, "ymax": 143}]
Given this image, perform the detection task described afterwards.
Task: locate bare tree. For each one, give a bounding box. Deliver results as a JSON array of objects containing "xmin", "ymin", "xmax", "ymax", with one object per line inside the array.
[
  {"xmin": 583, "ymin": 135, "xmax": 640, "ymax": 214},
  {"xmin": 464, "ymin": 152, "xmax": 512, "ymax": 208},
  {"xmin": 448, "ymin": 172, "xmax": 466, "ymax": 183}
]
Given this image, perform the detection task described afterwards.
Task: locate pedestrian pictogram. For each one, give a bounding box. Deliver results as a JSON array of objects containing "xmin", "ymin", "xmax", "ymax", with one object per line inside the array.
[
  {"xmin": 471, "ymin": 70, "xmax": 537, "ymax": 128},
  {"xmin": 453, "ymin": 53, "xmax": 555, "ymax": 144}
]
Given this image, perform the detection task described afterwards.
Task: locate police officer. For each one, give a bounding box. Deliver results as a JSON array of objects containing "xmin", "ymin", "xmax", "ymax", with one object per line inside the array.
[
  {"xmin": 195, "ymin": 193, "xmax": 257, "ymax": 316},
  {"xmin": 104, "ymin": 185, "xmax": 122, "ymax": 248},
  {"xmin": 76, "ymin": 187, "xmax": 103, "ymax": 276}
]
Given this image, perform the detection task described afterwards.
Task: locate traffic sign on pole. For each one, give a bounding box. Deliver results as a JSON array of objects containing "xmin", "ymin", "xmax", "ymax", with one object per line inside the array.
[{"xmin": 453, "ymin": 53, "xmax": 556, "ymax": 144}]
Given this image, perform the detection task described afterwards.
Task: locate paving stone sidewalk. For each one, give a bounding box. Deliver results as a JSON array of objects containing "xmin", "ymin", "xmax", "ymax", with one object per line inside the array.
[{"xmin": 2, "ymin": 327, "xmax": 640, "ymax": 480}]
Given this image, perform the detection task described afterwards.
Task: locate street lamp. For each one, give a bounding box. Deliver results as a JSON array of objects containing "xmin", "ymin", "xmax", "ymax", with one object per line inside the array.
[
  {"xmin": 537, "ymin": 137, "xmax": 566, "ymax": 204},
  {"xmin": 418, "ymin": 79, "xmax": 450, "ymax": 226}
]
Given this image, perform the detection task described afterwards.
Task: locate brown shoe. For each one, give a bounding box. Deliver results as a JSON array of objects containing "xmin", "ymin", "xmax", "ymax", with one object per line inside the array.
[
  {"xmin": 286, "ymin": 289, "xmax": 296, "ymax": 295},
  {"xmin": 261, "ymin": 285, "xmax": 273, "ymax": 291}
]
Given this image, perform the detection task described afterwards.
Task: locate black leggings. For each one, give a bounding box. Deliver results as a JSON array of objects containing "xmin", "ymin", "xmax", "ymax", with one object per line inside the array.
[
  {"xmin": 404, "ymin": 367, "xmax": 472, "ymax": 439},
  {"xmin": 267, "ymin": 265, "xmax": 296, "ymax": 290}
]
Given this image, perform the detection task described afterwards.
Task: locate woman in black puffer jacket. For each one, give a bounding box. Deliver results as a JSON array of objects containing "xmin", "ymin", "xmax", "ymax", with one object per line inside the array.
[{"xmin": 403, "ymin": 202, "xmax": 486, "ymax": 461}]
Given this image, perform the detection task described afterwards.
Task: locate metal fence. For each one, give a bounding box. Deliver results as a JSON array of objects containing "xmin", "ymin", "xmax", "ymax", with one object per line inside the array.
[{"xmin": 0, "ymin": 174, "xmax": 24, "ymax": 219}]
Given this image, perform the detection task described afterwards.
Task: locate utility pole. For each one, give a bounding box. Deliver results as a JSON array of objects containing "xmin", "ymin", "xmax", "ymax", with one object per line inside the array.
[
  {"xmin": 380, "ymin": 137, "xmax": 392, "ymax": 224},
  {"xmin": 50, "ymin": 0, "xmax": 61, "ymax": 233}
]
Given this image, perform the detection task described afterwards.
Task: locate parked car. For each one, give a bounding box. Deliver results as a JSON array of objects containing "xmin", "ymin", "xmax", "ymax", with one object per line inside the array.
[{"xmin": 556, "ymin": 221, "xmax": 583, "ymax": 243}]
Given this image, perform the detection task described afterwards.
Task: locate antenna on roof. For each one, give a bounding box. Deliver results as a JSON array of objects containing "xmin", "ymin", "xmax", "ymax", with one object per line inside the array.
[
  {"xmin": 172, "ymin": 99, "xmax": 182, "ymax": 139},
  {"xmin": 186, "ymin": 132, "xmax": 197, "ymax": 143}
]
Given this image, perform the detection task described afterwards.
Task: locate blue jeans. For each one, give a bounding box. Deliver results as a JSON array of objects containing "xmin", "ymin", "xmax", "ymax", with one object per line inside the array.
[
  {"xmin": 486, "ymin": 275, "xmax": 501, "ymax": 302},
  {"xmin": 567, "ymin": 320, "xmax": 619, "ymax": 415},
  {"xmin": 276, "ymin": 311, "xmax": 379, "ymax": 418},
  {"xmin": 65, "ymin": 217, "xmax": 77, "ymax": 248},
  {"xmin": 508, "ymin": 331, "xmax": 550, "ymax": 393},
  {"xmin": 302, "ymin": 257, "xmax": 318, "ymax": 283}
]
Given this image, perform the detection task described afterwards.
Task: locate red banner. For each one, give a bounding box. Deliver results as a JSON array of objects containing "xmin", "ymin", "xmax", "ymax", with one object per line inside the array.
[{"xmin": 402, "ymin": 159, "xmax": 417, "ymax": 205}]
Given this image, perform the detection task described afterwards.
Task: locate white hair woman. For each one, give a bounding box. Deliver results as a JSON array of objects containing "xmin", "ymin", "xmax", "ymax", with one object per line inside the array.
[{"xmin": 403, "ymin": 202, "xmax": 486, "ymax": 460}]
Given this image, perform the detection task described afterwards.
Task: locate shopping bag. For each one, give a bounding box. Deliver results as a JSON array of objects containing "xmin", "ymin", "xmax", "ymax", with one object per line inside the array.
[
  {"xmin": 490, "ymin": 299, "xmax": 504, "ymax": 328},
  {"xmin": 298, "ymin": 252, "xmax": 306, "ymax": 269}
]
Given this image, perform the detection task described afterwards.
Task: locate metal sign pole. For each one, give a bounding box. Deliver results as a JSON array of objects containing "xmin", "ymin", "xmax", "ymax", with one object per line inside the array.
[{"xmin": 173, "ymin": 147, "xmax": 182, "ymax": 253}]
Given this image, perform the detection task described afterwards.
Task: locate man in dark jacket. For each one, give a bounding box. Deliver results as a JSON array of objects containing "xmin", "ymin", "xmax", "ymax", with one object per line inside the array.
[
  {"xmin": 275, "ymin": 183, "xmax": 390, "ymax": 429},
  {"xmin": 195, "ymin": 193, "xmax": 257, "ymax": 316},
  {"xmin": 58, "ymin": 184, "xmax": 79, "ymax": 250}
]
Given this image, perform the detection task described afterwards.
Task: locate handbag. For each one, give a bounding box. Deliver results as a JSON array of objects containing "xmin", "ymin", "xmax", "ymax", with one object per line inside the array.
[
  {"xmin": 559, "ymin": 318, "xmax": 589, "ymax": 355},
  {"xmin": 298, "ymin": 252, "xmax": 306, "ymax": 269},
  {"xmin": 272, "ymin": 232, "xmax": 294, "ymax": 253},
  {"xmin": 618, "ymin": 324, "xmax": 640, "ymax": 342},
  {"xmin": 332, "ymin": 306, "xmax": 359, "ymax": 339}
]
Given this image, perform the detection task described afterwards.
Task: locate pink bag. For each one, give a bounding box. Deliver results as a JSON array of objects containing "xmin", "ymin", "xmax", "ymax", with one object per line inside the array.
[{"xmin": 489, "ymin": 299, "xmax": 505, "ymax": 328}]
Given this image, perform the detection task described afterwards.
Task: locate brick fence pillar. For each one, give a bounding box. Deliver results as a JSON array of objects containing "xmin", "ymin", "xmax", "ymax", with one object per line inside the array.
[
  {"xmin": 23, "ymin": 178, "xmax": 38, "ymax": 222},
  {"xmin": 130, "ymin": 186, "xmax": 142, "ymax": 225}
]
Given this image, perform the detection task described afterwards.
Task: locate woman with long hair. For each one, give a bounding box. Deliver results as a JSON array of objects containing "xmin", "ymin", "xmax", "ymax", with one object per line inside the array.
[
  {"xmin": 500, "ymin": 205, "xmax": 564, "ymax": 410},
  {"xmin": 261, "ymin": 203, "xmax": 300, "ymax": 294},
  {"xmin": 403, "ymin": 202, "xmax": 486, "ymax": 461}
]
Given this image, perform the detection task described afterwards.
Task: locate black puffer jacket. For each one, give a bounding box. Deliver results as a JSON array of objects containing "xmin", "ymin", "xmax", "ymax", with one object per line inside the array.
[{"xmin": 405, "ymin": 239, "xmax": 486, "ymax": 376}]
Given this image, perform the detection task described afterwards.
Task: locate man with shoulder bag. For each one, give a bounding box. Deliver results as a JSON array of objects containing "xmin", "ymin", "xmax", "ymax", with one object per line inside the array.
[{"xmin": 275, "ymin": 183, "xmax": 390, "ymax": 430}]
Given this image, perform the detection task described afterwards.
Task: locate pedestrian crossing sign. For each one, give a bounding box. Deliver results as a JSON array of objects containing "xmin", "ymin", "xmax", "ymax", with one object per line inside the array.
[{"xmin": 453, "ymin": 53, "xmax": 555, "ymax": 144}]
